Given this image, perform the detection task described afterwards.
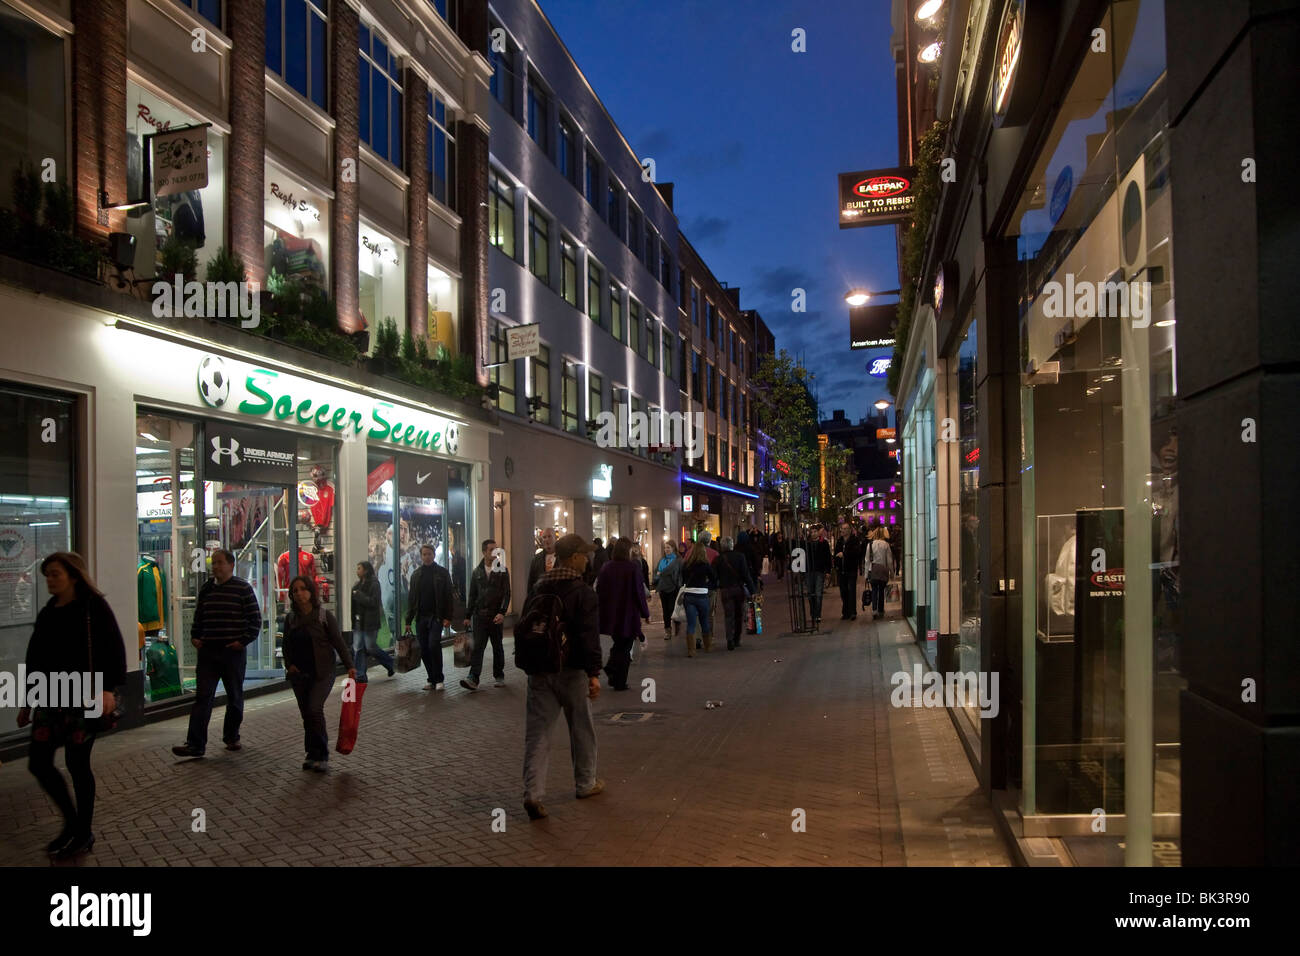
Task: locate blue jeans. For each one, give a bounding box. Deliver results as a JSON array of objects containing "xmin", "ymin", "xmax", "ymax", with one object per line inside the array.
[
  {"xmin": 185, "ymin": 644, "xmax": 247, "ymax": 753},
  {"xmin": 353, "ymin": 627, "xmax": 394, "ymax": 682},
  {"xmin": 523, "ymin": 669, "xmax": 598, "ymax": 802},
  {"xmin": 808, "ymin": 573, "xmax": 826, "ymax": 621},
  {"xmin": 683, "ymin": 591, "xmax": 712, "ymax": 638},
  {"xmin": 289, "ymin": 672, "xmax": 335, "ymax": 761}
]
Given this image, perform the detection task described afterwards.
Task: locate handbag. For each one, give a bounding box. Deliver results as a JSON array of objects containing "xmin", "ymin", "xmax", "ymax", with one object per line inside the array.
[
  {"xmin": 453, "ymin": 627, "xmax": 473, "ymax": 668},
  {"xmin": 87, "ymin": 609, "xmax": 126, "ymax": 733},
  {"xmin": 395, "ymin": 630, "xmax": 423, "ymax": 673},
  {"xmin": 671, "ymin": 590, "xmax": 687, "ymax": 624},
  {"xmin": 745, "ymin": 600, "xmax": 757, "ymax": 635},
  {"xmin": 335, "ymin": 679, "xmax": 367, "ymax": 754}
]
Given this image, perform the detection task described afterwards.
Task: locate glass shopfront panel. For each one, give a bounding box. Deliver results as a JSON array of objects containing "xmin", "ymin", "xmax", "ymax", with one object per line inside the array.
[
  {"xmin": 956, "ymin": 320, "xmax": 982, "ymax": 733},
  {"xmin": 1010, "ymin": 0, "xmax": 1178, "ymax": 846},
  {"xmin": 903, "ymin": 373, "xmax": 938, "ymax": 664},
  {"xmin": 0, "ymin": 386, "xmax": 76, "ymax": 738},
  {"xmin": 264, "ymin": 163, "xmax": 329, "ymax": 289},
  {"xmin": 592, "ymin": 503, "xmax": 620, "ymax": 546},
  {"xmin": 359, "ymin": 224, "xmax": 405, "ymax": 347},
  {"xmin": 427, "ymin": 262, "xmax": 459, "ymax": 358}
]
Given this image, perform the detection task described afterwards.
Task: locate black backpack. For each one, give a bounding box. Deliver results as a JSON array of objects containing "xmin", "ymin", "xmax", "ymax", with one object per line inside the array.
[{"xmin": 513, "ymin": 591, "xmax": 568, "ymax": 674}]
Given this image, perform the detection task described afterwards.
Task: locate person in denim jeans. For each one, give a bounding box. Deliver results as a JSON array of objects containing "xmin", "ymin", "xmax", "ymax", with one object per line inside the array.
[
  {"xmin": 678, "ymin": 540, "xmax": 717, "ymax": 657},
  {"xmin": 351, "ymin": 561, "xmax": 393, "ymax": 682},
  {"xmin": 283, "ymin": 576, "xmax": 355, "ymax": 771}
]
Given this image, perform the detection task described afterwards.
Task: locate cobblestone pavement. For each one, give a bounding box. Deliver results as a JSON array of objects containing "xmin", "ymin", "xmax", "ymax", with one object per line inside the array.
[{"xmin": 0, "ymin": 576, "xmax": 1008, "ymax": 867}]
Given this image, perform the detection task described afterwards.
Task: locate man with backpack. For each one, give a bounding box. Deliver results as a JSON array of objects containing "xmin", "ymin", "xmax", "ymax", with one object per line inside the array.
[{"xmin": 515, "ymin": 533, "xmax": 604, "ymax": 820}]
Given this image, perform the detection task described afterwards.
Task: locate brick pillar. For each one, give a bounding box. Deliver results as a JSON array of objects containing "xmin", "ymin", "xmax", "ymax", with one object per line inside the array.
[
  {"xmin": 456, "ymin": 120, "xmax": 489, "ymax": 382},
  {"xmin": 405, "ymin": 68, "xmax": 429, "ymax": 339},
  {"xmin": 228, "ymin": 0, "xmax": 266, "ymax": 285},
  {"xmin": 72, "ymin": 0, "xmax": 127, "ymax": 239},
  {"xmin": 457, "ymin": 0, "xmax": 489, "ymax": 56},
  {"xmin": 331, "ymin": 3, "xmax": 361, "ymax": 332}
]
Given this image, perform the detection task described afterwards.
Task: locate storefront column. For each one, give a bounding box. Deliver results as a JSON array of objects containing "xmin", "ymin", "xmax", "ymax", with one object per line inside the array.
[
  {"xmin": 330, "ymin": 4, "xmax": 361, "ymax": 332},
  {"xmin": 404, "ymin": 66, "xmax": 429, "ymax": 339},
  {"xmin": 72, "ymin": 0, "xmax": 127, "ymax": 240},
  {"xmin": 228, "ymin": 0, "xmax": 266, "ymax": 285},
  {"xmin": 935, "ymin": 354, "xmax": 961, "ymax": 675}
]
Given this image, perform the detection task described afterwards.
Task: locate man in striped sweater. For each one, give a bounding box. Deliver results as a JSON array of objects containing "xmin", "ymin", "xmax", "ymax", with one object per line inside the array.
[{"xmin": 172, "ymin": 549, "xmax": 262, "ymax": 758}]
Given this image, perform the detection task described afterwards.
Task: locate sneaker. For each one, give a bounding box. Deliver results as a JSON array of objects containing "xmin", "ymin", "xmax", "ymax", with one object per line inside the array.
[
  {"xmin": 460, "ymin": 677, "xmax": 480, "ymax": 691},
  {"xmin": 172, "ymin": 744, "xmax": 204, "ymax": 758},
  {"xmin": 494, "ymin": 677, "xmax": 506, "ymax": 687},
  {"xmin": 435, "ymin": 682, "xmax": 445, "ymax": 691},
  {"xmin": 576, "ymin": 779, "xmax": 605, "ymax": 799},
  {"xmin": 387, "ymin": 666, "xmax": 396, "ymax": 677},
  {"xmin": 302, "ymin": 760, "xmax": 316, "ymax": 771},
  {"xmin": 524, "ymin": 799, "xmax": 548, "ymax": 820},
  {"xmin": 424, "ymin": 682, "xmax": 435, "ymax": 690}
]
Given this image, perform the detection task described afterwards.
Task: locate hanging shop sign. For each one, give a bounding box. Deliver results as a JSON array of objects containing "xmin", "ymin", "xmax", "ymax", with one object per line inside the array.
[
  {"xmin": 506, "ymin": 324, "xmax": 541, "ymax": 361},
  {"xmin": 397, "ymin": 452, "xmax": 449, "ymax": 500},
  {"xmin": 152, "ymin": 124, "xmax": 211, "ymax": 197},
  {"xmin": 992, "ymin": 0, "xmax": 1056, "ymax": 128},
  {"xmin": 868, "ymin": 357, "xmax": 892, "ymax": 377},
  {"xmin": 194, "ymin": 354, "xmax": 454, "ymax": 454},
  {"xmin": 682, "ymin": 494, "xmax": 694, "ymax": 512},
  {"xmin": 876, "ymin": 428, "xmax": 896, "ymax": 440},
  {"xmin": 850, "ymin": 304, "xmax": 897, "ymax": 349},
  {"xmin": 205, "ymin": 421, "xmax": 297, "ymax": 483},
  {"xmin": 933, "ymin": 261, "xmax": 958, "ymax": 325},
  {"xmin": 591, "ymin": 463, "xmax": 613, "ymax": 500},
  {"xmin": 838, "ymin": 166, "xmax": 916, "ymax": 228}
]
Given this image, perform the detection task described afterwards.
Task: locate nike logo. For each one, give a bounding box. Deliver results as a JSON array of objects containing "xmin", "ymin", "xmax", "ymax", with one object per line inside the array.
[{"xmin": 416, "ymin": 471, "xmax": 431, "ymax": 484}]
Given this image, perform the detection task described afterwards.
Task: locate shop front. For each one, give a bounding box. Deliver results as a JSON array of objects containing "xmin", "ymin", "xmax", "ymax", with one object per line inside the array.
[
  {"xmin": 680, "ymin": 474, "xmax": 760, "ymax": 546},
  {"xmin": 898, "ymin": 323, "xmax": 940, "ymax": 666}
]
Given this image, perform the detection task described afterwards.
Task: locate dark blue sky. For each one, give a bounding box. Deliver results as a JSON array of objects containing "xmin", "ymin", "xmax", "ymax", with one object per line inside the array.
[{"xmin": 537, "ymin": 0, "xmax": 902, "ymax": 423}]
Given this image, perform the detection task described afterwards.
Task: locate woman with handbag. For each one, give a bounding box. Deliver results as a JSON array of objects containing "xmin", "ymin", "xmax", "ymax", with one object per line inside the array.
[
  {"xmin": 17, "ymin": 552, "xmax": 126, "ymax": 859},
  {"xmin": 596, "ymin": 538, "xmax": 651, "ymax": 691},
  {"xmin": 351, "ymin": 561, "xmax": 394, "ymax": 682},
  {"xmin": 867, "ymin": 528, "xmax": 895, "ymax": 620},
  {"xmin": 283, "ymin": 575, "xmax": 355, "ymax": 771},
  {"xmin": 679, "ymin": 541, "xmax": 718, "ymax": 657},
  {"xmin": 652, "ymin": 540, "xmax": 682, "ymax": 640}
]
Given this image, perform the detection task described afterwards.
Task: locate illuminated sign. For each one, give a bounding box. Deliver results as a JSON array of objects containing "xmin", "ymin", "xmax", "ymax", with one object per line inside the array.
[
  {"xmin": 850, "ymin": 304, "xmax": 897, "ymax": 349},
  {"xmin": 993, "ymin": 2, "xmax": 1022, "ymax": 116},
  {"xmin": 868, "ymin": 357, "xmax": 891, "ymax": 377},
  {"xmin": 992, "ymin": 1, "xmax": 1055, "ymax": 128},
  {"xmin": 591, "ymin": 463, "xmax": 613, "ymax": 500},
  {"xmin": 838, "ymin": 166, "xmax": 917, "ymax": 228},
  {"xmin": 682, "ymin": 494, "xmax": 694, "ymax": 512},
  {"xmin": 877, "ymin": 428, "xmax": 896, "ymax": 440},
  {"xmin": 965, "ymin": 447, "xmax": 980, "ymax": 464}
]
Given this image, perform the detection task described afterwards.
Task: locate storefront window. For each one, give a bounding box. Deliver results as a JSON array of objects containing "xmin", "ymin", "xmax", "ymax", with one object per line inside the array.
[
  {"xmin": 125, "ymin": 80, "xmax": 227, "ymax": 280},
  {"xmin": 534, "ymin": 495, "xmax": 572, "ymax": 539},
  {"xmin": 956, "ymin": 320, "xmax": 981, "ymax": 733},
  {"xmin": 562, "ymin": 360, "xmax": 579, "ymax": 433},
  {"xmin": 427, "ymin": 262, "xmax": 458, "ymax": 358},
  {"xmin": 0, "ymin": 386, "xmax": 76, "ymax": 738},
  {"xmin": 359, "ymin": 225, "xmax": 405, "ymax": 348},
  {"xmin": 903, "ymin": 371, "xmax": 938, "ymax": 664},
  {"xmin": 592, "ymin": 503, "xmax": 619, "ymax": 545},
  {"xmin": 0, "ymin": 7, "xmax": 65, "ymax": 214},
  {"xmin": 488, "ymin": 322, "xmax": 516, "ymax": 414},
  {"xmin": 264, "ymin": 162, "xmax": 329, "ymax": 290}
]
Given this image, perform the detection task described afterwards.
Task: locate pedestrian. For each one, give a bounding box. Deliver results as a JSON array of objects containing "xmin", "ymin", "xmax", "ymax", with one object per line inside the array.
[
  {"xmin": 587, "ymin": 537, "xmax": 608, "ymax": 585},
  {"xmin": 283, "ymin": 575, "xmax": 356, "ymax": 771},
  {"xmin": 771, "ymin": 531, "xmax": 788, "ymax": 580},
  {"xmin": 807, "ymin": 525, "xmax": 834, "ymax": 630},
  {"xmin": 526, "ymin": 527, "xmax": 558, "ymax": 599},
  {"xmin": 461, "ymin": 538, "xmax": 511, "ymax": 690},
  {"xmin": 18, "ymin": 552, "xmax": 125, "ymax": 859},
  {"xmin": 172, "ymin": 548, "xmax": 260, "ymax": 758},
  {"xmin": 712, "ymin": 537, "xmax": 756, "ymax": 650},
  {"xmin": 630, "ymin": 544, "xmax": 651, "ymax": 648},
  {"xmin": 867, "ymin": 527, "xmax": 896, "ymax": 619},
  {"xmin": 520, "ymin": 534, "xmax": 604, "ymax": 820},
  {"xmin": 652, "ymin": 540, "xmax": 682, "ymax": 641},
  {"xmin": 405, "ymin": 544, "xmax": 453, "ymax": 691},
  {"xmin": 596, "ymin": 537, "xmax": 650, "ymax": 691},
  {"xmin": 736, "ymin": 531, "xmax": 760, "ymax": 592},
  {"xmin": 837, "ymin": 526, "xmax": 865, "ymax": 621},
  {"xmin": 351, "ymin": 560, "xmax": 394, "ymax": 682},
  {"xmin": 679, "ymin": 540, "xmax": 717, "ymax": 656}
]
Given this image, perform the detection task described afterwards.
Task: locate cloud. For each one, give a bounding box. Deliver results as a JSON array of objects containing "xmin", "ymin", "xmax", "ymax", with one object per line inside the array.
[
  {"xmin": 636, "ymin": 127, "xmax": 675, "ymax": 156},
  {"xmin": 680, "ymin": 140, "xmax": 744, "ymax": 174},
  {"xmin": 681, "ymin": 214, "xmax": 731, "ymax": 243},
  {"xmin": 754, "ymin": 266, "xmax": 823, "ymax": 300}
]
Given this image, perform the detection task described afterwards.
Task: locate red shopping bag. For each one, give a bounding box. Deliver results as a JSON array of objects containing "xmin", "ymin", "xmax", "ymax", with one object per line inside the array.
[{"xmin": 335, "ymin": 679, "xmax": 367, "ymax": 754}]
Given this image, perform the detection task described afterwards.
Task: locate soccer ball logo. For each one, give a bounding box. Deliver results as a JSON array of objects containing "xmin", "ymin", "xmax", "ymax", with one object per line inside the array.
[
  {"xmin": 443, "ymin": 423, "xmax": 459, "ymax": 455},
  {"xmin": 198, "ymin": 356, "xmax": 229, "ymax": 408}
]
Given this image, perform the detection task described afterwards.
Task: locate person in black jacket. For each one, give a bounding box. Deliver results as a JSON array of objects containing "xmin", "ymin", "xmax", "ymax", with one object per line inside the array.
[
  {"xmin": 351, "ymin": 561, "xmax": 393, "ymax": 682},
  {"xmin": 679, "ymin": 541, "xmax": 718, "ymax": 656},
  {"xmin": 526, "ymin": 528, "xmax": 558, "ymax": 600},
  {"xmin": 837, "ymin": 527, "xmax": 865, "ymax": 621},
  {"xmin": 808, "ymin": 525, "xmax": 834, "ymax": 630},
  {"xmin": 283, "ymin": 575, "xmax": 355, "ymax": 771},
  {"xmin": 461, "ymin": 538, "xmax": 511, "ymax": 691},
  {"xmin": 17, "ymin": 552, "xmax": 126, "ymax": 860},
  {"xmin": 521, "ymin": 534, "xmax": 604, "ymax": 821},
  {"xmin": 771, "ymin": 532, "xmax": 788, "ymax": 579},
  {"xmin": 712, "ymin": 537, "xmax": 757, "ymax": 651},
  {"xmin": 405, "ymin": 545, "xmax": 454, "ymax": 691}
]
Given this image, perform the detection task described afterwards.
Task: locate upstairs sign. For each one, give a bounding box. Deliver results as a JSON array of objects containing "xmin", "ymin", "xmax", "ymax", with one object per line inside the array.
[{"xmin": 839, "ymin": 166, "xmax": 916, "ymax": 228}]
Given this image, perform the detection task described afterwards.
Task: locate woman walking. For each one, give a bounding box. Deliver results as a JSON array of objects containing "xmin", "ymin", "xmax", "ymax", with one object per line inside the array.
[
  {"xmin": 652, "ymin": 540, "xmax": 682, "ymax": 640},
  {"xmin": 18, "ymin": 552, "xmax": 126, "ymax": 859},
  {"xmin": 596, "ymin": 538, "xmax": 650, "ymax": 691},
  {"xmin": 630, "ymin": 544, "xmax": 652, "ymax": 651},
  {"xmin": 679, "ymin": 541, "xmax": 717, "ymax": 656},
  {"xmin": 283, "ymin": 575, "xmax": 355, "ymax": 771},
  {"xmin": 867, "ymin": 527, "xmax": 895, "ymax": 619},
  {"xmin": 351, "ymin": 561, "xmax": 394, "ymax": 681}
]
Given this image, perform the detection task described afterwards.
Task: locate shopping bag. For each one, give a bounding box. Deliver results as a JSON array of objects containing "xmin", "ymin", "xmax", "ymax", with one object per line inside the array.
[
  {"xmin": 335, "ymin": 679, "xmax": 367, "ymax": 754},
  {"xmin": 396, "ymin": 631, "xmax": 422, "ymax": 673},
  {"xmin": 761, "ymin": 557, "xmax": 770, "ymax": 576},
  {"xmin": 753, "ymin": 596, "xmax": 763, "ymax": 635},
  {"xmin": 745, "ymin": 600, "xmax": 757, "ymax": 635},
  {"xmin": 671, "ymin": 590, "xmax": 687, "ymax": 624},
  {"xmin": 453, "ymin": 629, "xmax": 473, "ymax": 668}
]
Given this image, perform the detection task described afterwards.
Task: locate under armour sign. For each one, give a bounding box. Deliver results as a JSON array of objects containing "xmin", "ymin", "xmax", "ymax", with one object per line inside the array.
[{"xmin": 206, "ymin": 423, "xmax": 297, "ymax": 483}]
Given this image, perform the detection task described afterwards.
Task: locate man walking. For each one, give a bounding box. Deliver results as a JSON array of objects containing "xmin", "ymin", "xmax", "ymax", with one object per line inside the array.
[
  {"xmin": 461, "ymin": 539, "xmax": 511, "ymax": 690},
  {"xmin": 526, "ymin": 527, "xmax": 558, "ymax": 600},
  {"xmin": 172, "ymin": 549, "xmax": 260, "ymax": 757},
  {"xmin": 837, "ymin": 525, "xmax": 865, "ymax": 621},
  {"xmin": 713, "ymin": 537, "xmax": 756, "ymax": 650},
  {"xmin": 406, "ymin": 544, "xmax": 453, "ymax": 690},
  {"xmin": 520, "ymin": 534, "xmax": 604, "ymax": 820},
  {"xmin": 808, "ymin": 525, "xmax": 834, "ymax": 630}
]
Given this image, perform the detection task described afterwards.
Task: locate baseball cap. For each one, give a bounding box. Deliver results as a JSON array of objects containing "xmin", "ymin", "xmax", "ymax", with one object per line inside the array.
[{"xmin": 554, "ymin": 533, "xmax": 595, "ymax": 560}]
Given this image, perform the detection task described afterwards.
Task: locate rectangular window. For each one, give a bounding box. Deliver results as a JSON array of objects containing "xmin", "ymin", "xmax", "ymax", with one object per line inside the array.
[
  {"xmin": 488, "ymin": 170, "xmax": 515, "ymax": 259},
  {"xmin": 358, "ymin": 225, "xmax": 405, "ymax": 346},
  {"xmin": 629, "ymin": 298, "xmax": 640, "ymax": 355},
  {"xmin": 644, "ymin": 223, "xmax": 656, "ymax": 272},
  {"xmin": 558, "ymin": 118, "xmax": 579, "ymax": 186},
  {"xmin": 587, "ymin": 371, "xmax": 603, "ymax": 432},
  {"xmin": 705, "ymin": 300, "xmax": 715, "ymax": 341},
  {"xmin": 607, "ymin": 182, "xmax": 622, "ymax": 238},
  {"xmin": 561, "ymin": 236, "xmax": 577, "ymax": 306},
  {"xmin": 691, "ymin": 285, "xmax": 700, "ymax": 326},
  {"xmin": 587, "ymin": 260, "xmax": 603, "ymax": 324},
  {"xmin": 722, "ymin": 438, "xmax": 730, "ymax": 479},
  {"xmin": 731, "ymin": 443, "xmax": 738, "ymax": 481},
  {"xmin": 264, "ymin": 162, "xmax": 329, "ymax": 291},
  {"xmin": 721, "ymin": 380, "xmax": 728, "ymax": 421},
  {"xmin": 627, "ymin": 203, "xmax": 642, "ymax": 257},
  {"xmin": 585, "ymin": 149, "xmax": 601, "ymax": 208},
  {"xmin": 178, "ymin": 0, "xmax": 222, "ymax": 29},
  {"xmin": 488, "ymin": 20, "xmax": 517, "ymax": 119},
  {"xmin": 679, "ymin": 267, "xmax": 688, "ymax": 308},
  {"xmin": 489, "ymin": 322, "xmax": 516, "ymax": 414},
  {"xmin": 526, "ymin": 72, "xmax": 550, "ymax": 155},
  {"xmin": 610, "ymin": 283, "xmax": 623, "ymax": 341},
  {"xmin": 691, "ymin": 350, "xmax": 701, "ymax": 400},
  {"xmin": 562, "ymin": 360, "xmax": 579, "ymax": 433},
  {"xmin": 529, "ymin": 344, "xmax": 551, "ymax": 422},
  {"xmin": 730, "ymin": 327, "xmax": 737, "ymax": 364},
  {"xmin": 529, "ymin": 208, "xmax": 550, "ymax": 285},
  {"xmin": 662, "ymin": 330, "xmax": 674, "ymax": 379},
  {"xmin": 661, "ymin": 242, "xmax": 672, "ymax": 290},
  {"xmin": 644, "ymin": 316, "xmax": 656, "ymax": 364},
  {"xmin": 739, "ymin": 339, "xmax": 746, "ymax": 374},
  {"xmin": 428, "ymin": 92, "xmax": 456, "ymax": 208},
  {"xmin": 631, "ymin": 395, "xmax": 644, "ymax": 457},
  {"xmin": 359, "ymin": 21, "xmax": 402, "ymax": 166},
  {"xmin": 707, "ymin": 365, "xmax": 716, "ymax": 411},
  {"xmin": 267, "ymin": 0, "xmax": 328, "ymax": 110}
]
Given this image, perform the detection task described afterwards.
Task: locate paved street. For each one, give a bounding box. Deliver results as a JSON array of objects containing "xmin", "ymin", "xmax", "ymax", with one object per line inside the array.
[{"xmin": 0, "ymin": 577, "xmax": 1009, "ymax": 867}]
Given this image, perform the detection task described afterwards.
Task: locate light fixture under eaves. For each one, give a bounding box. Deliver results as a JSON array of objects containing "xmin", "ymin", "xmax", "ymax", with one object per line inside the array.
[
  {"xmin": 918, "ymin": 41, "xmax": 943, "ymax": 64},
  {"xmin": 914, "ymin": 0, "xmax": 944, "ymax": 21}
]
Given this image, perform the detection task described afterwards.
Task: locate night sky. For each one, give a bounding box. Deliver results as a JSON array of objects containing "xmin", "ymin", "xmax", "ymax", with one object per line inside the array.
[{"xmin": 537, "ymin": 0, "xmax": 902, "ymax": 424}]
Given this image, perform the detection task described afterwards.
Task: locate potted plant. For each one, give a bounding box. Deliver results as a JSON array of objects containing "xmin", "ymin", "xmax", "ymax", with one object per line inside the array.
[
  {"xmin": 159, "ymin": 236, "xmax": 198, "ymax": 284},
  {"xmin": 370, "ymin": 317, "xmax": 400, "ymax": 375}
]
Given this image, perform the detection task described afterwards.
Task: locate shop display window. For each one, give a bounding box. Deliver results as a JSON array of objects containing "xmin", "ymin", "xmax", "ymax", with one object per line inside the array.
[
  {"xmin": 0, "ymin": 7, "xmax": 65, "ymax": 214},
  {"xmin": 264, "ymin": 164, "xmax": 329, "ymax": 290},
  {"xmin": 956, "ymin": 320, "xmax": 981, "ymax": 734},
  {"xmin": 427, "ymin": 262, "xmax": 458, "ymax": 358},
  {"xmin": 359, "ymin": 225, "xmax": 405, "ymax": 349}
]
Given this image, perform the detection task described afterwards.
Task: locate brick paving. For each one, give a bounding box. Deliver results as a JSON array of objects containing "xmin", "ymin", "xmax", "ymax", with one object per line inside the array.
[{"xmin": 0, "ymin": 575, "xmax": 1008, "ymax": 866}]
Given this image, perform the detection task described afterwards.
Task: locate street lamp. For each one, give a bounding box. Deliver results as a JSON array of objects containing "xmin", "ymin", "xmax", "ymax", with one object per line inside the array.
[
  {"xmin": 874, "ymin": 399, "xmax": 892, "ymax": 411},
  {"xmin": 845, "ymin": 289, "xmax": 871, "ymax": 306}
]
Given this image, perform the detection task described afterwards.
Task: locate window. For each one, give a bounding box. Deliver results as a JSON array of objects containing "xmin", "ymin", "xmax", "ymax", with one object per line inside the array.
[
  {"xmin": 0, "ymin": 11, "xmax": 64, "ymax": 216},
  {"xmin": 264, "ymin": 162, "xmax": 329, "ymax": 290},
  {"xmin": 585, "ymin": 149, "xmax": 601, "ymax": 207},
  {"xmin": 607, "ymin": 181, "xmax": 622, "ymax": 237},
  {"xmin": 427, "ymin": 262, "xmax": 458, "ymax": 358},
  {"xmin": 629, "ymin": 298, "xmax": 640, "ymax": 355},
  {"xmin": 661, "ymin": 242, "xmax": 672, "ymax": 290},
  {"xmin": 691, "ymin": 285, "xmax": 700, "ymax": 326},
  {"xmin": 587, "ymin": 260, "xmax": 603, "ymax": 325},
  {"xmin": 731, "ymin": 443, "xmax": 739, "ymax": 481},
  {"xmin": 627, "ymin": 203, "xmax": 642, "ymax": 257},
  {"xmin": 644, "ymin": 223, "xmax": 656, "ymax": 272},
  {"xmin": 488, "ymin": 20, "xmax": 517, "ymax": 119},
  {"xmin": 488, "ymin": 170, "xmax": 515, "ymax": 259},
  {"xmin": 489, "ymin": 323, "xmax": 516, "ymax": 414},
  {"xmin": 644, "ymin": 316, "xmax": 655, "ymax": 364},
  {"xmin": 562, "ymin": 360, "xmax": 579, "ymax": 433},
  {"xmin": 706, "ymin": 365, "xmax": 716, "ymax": 411},
  {"xmin": 358, "ymin": 224, "xmax": 404, "ymax": 345},
  {"xmin": 662, "ymin": 329, "xmax": 673, "ymax": 378},
  {"xmin": 720, "ymin": 379, "xmax": 728, "ymax": 421},
  {"xmin": 722, "ymin": 438, "xmax": 730, "ymax": 478},
  {"xmin": 427, "ymin": 0, "xmax": 457, "ymax": 28},
  {"xmin": 679, "ymin": 267, "xmax": 688, "ymax": 308},
  {"xmin": 610, "ymin": 283, "xmax": 623, "ymax": 341},
  {"xmin": 739, "ymin": 340, "xmax": 746, "ymax": 374},
  {"xmin": 705, "ymin": 299, "xmax": 715, "ymax": 341},
  {"xmin": 526, "ymin": 71, "xmax": 549, "ymax": 155},
  {"xmin": 529, "ymin": 344, "xmax": 551, "ymax": 422},
  {"xmin": 529, "ymin": 207, "xmax": 550, "ymax": 285},
  {"xmin": 732, "ymin": 383, "xmax": 739, "ymax": 425},
  {"xmin": 266, "ymin": 1, "xmax": 328, "ymax": 110},
  {"xmin": 428, "ymin": 92, "xmax": 456, "ymax": 207},
  {"xmin": 678, "ymin": 337, "xmax": 687, "ymax": 386},
  {"xmin": 691, "ymin": 350, "xmax": 701, "ymax": 400},
  {"xmin": 630, "ymin": 395, "xmax": 644, "ymax": 457},
  {"xmin": 730, "ymin": 327, "xmax": 737, "ymax": 364},
  {"xmin": 177, "ymin": 0, "xmax": 221, "ymax": 28},
  {"xmin": 558, "ymin": 118, "xmax": 578, "ymax": 186},
  {"xmin": 561, "ymin": 236, "xmax": 577, "ymax": 306},
  {"xmin": 359, "ymin": 21, "xmax": 402, "ymax": 166},
  {"xmin": 587, "ymin": 371, "xmax": 603, "ymax": 430}
]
